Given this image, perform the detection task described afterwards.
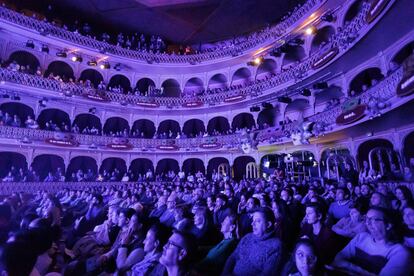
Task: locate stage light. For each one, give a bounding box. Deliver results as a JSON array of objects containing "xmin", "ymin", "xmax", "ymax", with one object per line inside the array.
[
  {"xmin": 277, "ymin": 96, "xmax": 292, "ymax": 104},
  {"xmin": 41, "ymin": 44, "xmax": 49, "ymax": 53},
  {"xmin": 321, "ymin": 13, "xmax": 334, "ymax": 22},
  {"xmin": 71, "ymin": 55, "xmax": 82, "ymax": 62},
  {"xmin": 250, "ymin": 106, "xmax": 260, "ymax": 112},
  {"xmin": 87, "ymin": 60, "xmax": 97, "ymax": 66},
  {"xmin": 264, "ymin": 161, "xmax": 270, "ymax": 168},
  {"xmin": 300, "ymin": 89, "xmax": 311, "ymax": 96},
  {"xmin": 305, "ymin": 26, "xmax": 317, "ymax": 35},
  {"xmin": 56, "ymin": 51, "xmax": 67, "ymax": 58},
  {"xmin": 26, "ymin": 40, "xmax": 35, "ymax": 49},
  {"xmin": 254, "ymin": 57, "xmax": 263, "ymax": 65},
  {"xmin": 100, "ymin": 62, "xmax": 110, "ymax": 70}
]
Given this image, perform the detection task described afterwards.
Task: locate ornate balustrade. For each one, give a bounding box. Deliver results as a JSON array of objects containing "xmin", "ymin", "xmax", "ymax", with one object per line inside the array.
[
  {"xmin": 0, "ymin": 125, "xmax": 240, "ymax": 151},
  {"xmin": 0, "ymin": 0, "xmax": 321, "ymax": 64},
  {"xmin": 0, "ymin": 4, "xmax": 370, "ymax": 108},
  {"xmin": 307, "ymin": 67, "xmax": 403, "ymax": 126}
]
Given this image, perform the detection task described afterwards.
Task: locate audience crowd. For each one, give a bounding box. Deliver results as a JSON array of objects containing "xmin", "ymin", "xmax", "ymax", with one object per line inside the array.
[{"xmin": 0, "ymin": 162, "xmax": 414, "ymax": 275}]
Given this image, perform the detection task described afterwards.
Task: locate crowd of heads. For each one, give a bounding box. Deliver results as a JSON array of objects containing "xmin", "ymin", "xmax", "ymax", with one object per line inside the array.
[{"xmin": 0, "ymin": 162, "xmax": 414, "ymax": 275}]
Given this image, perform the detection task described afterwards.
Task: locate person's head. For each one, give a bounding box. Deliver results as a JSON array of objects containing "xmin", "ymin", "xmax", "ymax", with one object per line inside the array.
[
  {"xmin": 193, "ymin": 207, "xmax": 209, "ymax": 228},
  {"xmin": 395, "ymin": 186, "xmax": 413, "ymax": 202},
  {"xmin": 369, "ymin": 192, "xmax": 388, "ymax": 208},
  {"xmin": 251, "ymin": 207, "xmax": 275, "ymax": 238},
  {"xmin": 281, "ymin": 188, "xmax": 293, "ymax": 203},
  {"xmin": 215, "ymin": 194, "xmax": 228, "ymax": 209},
  {"xmin": 293, "ymin": 239, "xmax": 320, "ymax": 276},
  {"xmin": 365, "ymin": 207, "xmax": 394, "ymax": 242},
  {"xmin": 246, "ymin": 197, "xmax": 260, "ymax": 212},
  {"xmin": 206, "ymin": 195, "xmax": 215, "ymax": 209},
  {"xmin": 221, "ymin": 213, "xmax": 238, "ymax": 238},
  {"xmin": 402, "ymin": 203, "xmax": 414, "ymax": 229},
  {"xmin": 159, "ymin": 231, "xmax": 196, "ymax": 269},
  {"xmin": 361, "ymin": 184, "xmax": 372, "ymax": 196},
  {"xmin": 335, "ymin": 187, "xmax": 349, "ymax": 202},
  {"xmin": 271, "ymin": 199, "xmax": 289, "ymax": 220},
  {"xmin": 305, "ymin": 203, "xmax": 325, "ymax": 225},
  {"xmin": 0, "ymin": 242, "xmax": 37, "ymax": 276},
  {"xmin": 143, "ymin": 223, "xmax": 171, "ymax": 253},
  {"xmin": 349, "ymin": 201, "xmax": 366, "ymax": 222},
  {"xmin": 167, "ymin": 196, "xmax": 177, "ymax": 210},
  {"xmin": 118, "ymin": 208, "xmax": 135, "ymax": 228}
]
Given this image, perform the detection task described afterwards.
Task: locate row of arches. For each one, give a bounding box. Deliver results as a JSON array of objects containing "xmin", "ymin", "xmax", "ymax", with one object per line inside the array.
[
  {"xmin": 0, "ymin": 154, "xmax": 256, "ymax": 181},
  {"xmin": 0, "ymin": 102, "xmax": 261, "ymax": 136}
]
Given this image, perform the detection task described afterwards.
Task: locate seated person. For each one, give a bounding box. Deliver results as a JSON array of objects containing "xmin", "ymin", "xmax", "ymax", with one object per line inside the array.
[
  {"xmin": 196, "ymin": 213, "xmax": 239, "ymax": 275},
  {"xmin": 222, "ymin": 207, "xmax": 283, "ymax": 275},
  {"xmin": 25, "ymin": 115, "xmax": 38, "ymax": 129},
  {"xmin": 331, "ymin": 206, "xmax": 413, "ymax": 275},
  {"xmin": 402, "ymin": 203, "xmax": 414, "ymax": 252},
  {"xmin": 332, "ymin": 201, "xmax": 367, "ymax": 238}
]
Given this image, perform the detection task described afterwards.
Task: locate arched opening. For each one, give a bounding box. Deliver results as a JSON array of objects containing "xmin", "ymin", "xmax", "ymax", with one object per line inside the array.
[
  {"xmin": 287, "ymin": 151, "xmax": 318, "ymax": 181},
  {"xmin": 8, "ymin": 50, "xmax": 40, "ymax": 74},
  {"xmin": 260, "ymin": 154, "xmax": 286, "ymax": 177},
  {"xmin": 73, "ymin": 113, "xmax": 102, "ymax": 135},
  {"xmin": 156, "ymin": 158, "xmax": 179, "ymax": 175},
  {"xmin": 349, "ymin": 67, "xmax": 384, "ymax": 96},
  {"xmin": 161, "ymin": 79, "xmax": 181, "ymax": 97},
  {"xmin": 310, "ymin": 26, "xmax": 336, "ymax": 54},
  {"xmin": 320, "ymin": 148, "xmax": 355, "ymax": 181},
  {"xmin": 79, "ymin": 69, "xmax": 104, "ymax": 88},
  {"xmin": 37, "ymin": 108, "xmax": 71, "ymax": 131},
  {"xmin": 131, "ymin": 119, "xmax": 156, "ymax": 138},
  {"xmin": 256, "ymin": 59, "xmax": 277, "ymax": 80},
  {"xmin": 182, "ymin": 158, "xmax": 205, "ymax": 176},
  {"xmin": 257, "ymin": 106, "xmax": 278, "ymax": 129},
  {"xmin": 357, "ymin": 139, "xmax": 400, "ymax": 178},
  {"xmin": 314, "ymin": 85, "xmax": 344, "ymax": 108},
  {"xmin": 183, "ymin": 77, "xmax": 204, "ymax": 96},
  {"xmin": 108, "ymin": 74, "xmax": 131, "ymax": 94},
  {"xmin": 130, "ymin": 158, "xmax": 154, "ymax": 180},
  {"xmin": 207, "ymin": 116, "xmax": 230, "ymax": 135},
  {"xmin": 231, "ymin": 113, "xmax": 256, "ymax": 131},
  {"xmin": 103, "ymin": 117, "xmax": 130, "ymax": 136},
  {"xmin": 44, "ymin": 61, "xmax": 74, "ymax": 81},
  {"xmin": 31, "ymin": 154, "xmax": 65, "ymax": 181},
  {"xmin": 233, "ymin": 156, "xmax": 256, "ymax": 180},
  {"xmin": 135, "ymin": 78, "xmax": 156, "ymax": 96},
  {"xmin": 0, "ymin": 152, "xmax": 27, "ymax": 179},
  {"xmin": 0, "ymin": 102, "xmax": 35, "ymax": 127},
  {"xmin": 208, "ymin": 73, "xmax": 228, "ymax": 90},
  {"xmin": 231, "ymin": 67, "xmax": 252, "ymax": 86},
  {"xmin": 403, "ymin": 131, "xmax": 414, "ymax": 164},
  {"xmin": 391, "ymin": 41, "xmax": 414, "ymax": 65},
  {"xmin": 281, "ymin": 45, "xmax": 306, "ymax": 67},
  {"xmin": 207, "ymin": 157, "xmax": 229, "ymax": 179},
  {"xmin": 66, "ymin": 156, "xmax": 98, "ymax": 181},
  {"xmin": 99, "ymin": 157, "xmax": 127, "ymax": 181},
  {"xmin": 343, "ymin": 0, "xmax": 364, "ymax": 25},
  {"xmin": 157, "ymin": 120, "xmax": 180, "ymax": 137},
  {"xmin": 182, "ymin": 119, "xmax": 205, "ymax": 138}
]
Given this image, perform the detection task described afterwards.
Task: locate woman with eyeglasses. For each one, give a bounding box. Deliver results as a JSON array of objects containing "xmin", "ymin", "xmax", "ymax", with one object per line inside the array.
[{"xmin": 331, "ymin": 206, "xmax": 413, "ymax": 275}]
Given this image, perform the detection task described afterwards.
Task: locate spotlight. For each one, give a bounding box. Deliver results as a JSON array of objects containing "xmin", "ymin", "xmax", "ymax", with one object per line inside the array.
[
  {"xmin": 89, "ymin": 107, "xmax": 96, "ymax": 114},
  {"xmin": 87, "ymin": 60, "xmax": 97, "ymax": 66},
  {"xmin": 288, "ymin": 38, "xmax": 304, "ymax": 46},
  {"xmin": 11, "ymin": 93, "xmax": 20, "ymax": 101},
  {"xmin": 56, "ymin": 50, "xmax": 67, "ymax": 58},
  {"xmin": 264, "ymin": 161, "xmax": 270, "ymax": 168},
  {"xmin": 313, "ymin": 82, "xmax": 328, "ymax": 89},
  {"xmin": 254, "ymin": 56, "xmax": 263, "ymax": 65},
  {"xmin": 71, "ymin": 55, "xmax": 82, "ymax": 62},
  {"xmin": 41, "ymin": 44, "xmax": 49, "ymax": 53},
  {"xmin": 114, "ymin": 63, "xmax": 121, "ymax": 71},
  {"xmin": 250, "ymin": 106, "xmax": 260, "ymax": 112},
  {"xmin": 26, "ymin": 40, "xmax": 35, "ymax": 49},
  {"xmin": 261, "ymin": 102, "xmax": 273, "ymax": 109},
  {"xmin": 300, "ymin": 89, "xmax": 311, "ymax": 97},
  {"xmin": 305, "ymin": 26, "xmax": 317, "ymax": 36},
  {"xmin": 38, "ymin": 98, "xmax": 48, "ymax": 107},
  {"xmin": 100, "ymin": 62, "xmax": 110, "ymax": 70}
]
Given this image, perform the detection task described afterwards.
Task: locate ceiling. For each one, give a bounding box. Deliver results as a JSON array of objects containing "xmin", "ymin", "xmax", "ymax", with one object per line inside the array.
[{"xmin": 46, "ymin": 0, "xmax": 305, "ymax": 44}]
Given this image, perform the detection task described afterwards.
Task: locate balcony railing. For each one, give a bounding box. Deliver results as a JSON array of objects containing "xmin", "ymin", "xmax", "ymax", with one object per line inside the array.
[
  {"xmin": 0, "ymin": 0, "xmax": 322, "ymax": 64},
  {"xmin": 0, "ymin": 3, "xmax": 370, "ymax": 108}
]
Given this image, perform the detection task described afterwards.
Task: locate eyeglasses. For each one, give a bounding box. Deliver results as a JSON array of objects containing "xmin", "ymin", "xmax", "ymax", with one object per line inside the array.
[
  {"xmin": 365, "ymin": 216, "xmax": 384, "ymax": 224},
  {"xmin": 165, "ymin": 240, "xmax": 183, "ymax": 250}
]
